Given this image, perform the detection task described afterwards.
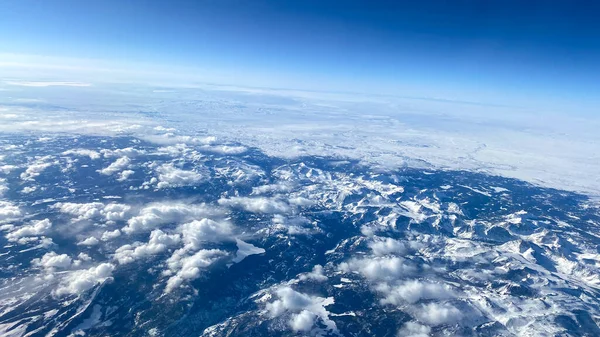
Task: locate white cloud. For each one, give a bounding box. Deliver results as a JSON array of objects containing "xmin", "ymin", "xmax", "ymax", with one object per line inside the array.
[
  {"xmin": 0, "ymin": 164, "xmax": 18, "ymax": 174},
  {"xmin": 114, "ymin": 229, "xmax": 180, "ymax": 264},
  {"xmin": 376, "ymin": 280, "xmax": 456, "ymax": 305},
  {"xmin": 32, "ymin": 251, "xmax": 72, "ymax": 270},
  {"xmin": 123, "ymin": 202, "xmax": 221, "ymax": 234},
  {"xmin": 78, "ymin": 237, "xmax": 99, "ymax": 246},
  {"xmin": 21, "ymin": 185, "xmax": 37, "ymax": 194},
  {"xmin": 20, "ymin": 160, "xmax": 54, "ymax": 180},
  {"xmin": 369, "ymin": 237, "xmax": 410, "ymax": 256},
  {"xmin": 155, "ymin": 163, "xmax": 203, "ymax": 188},
  {"xmin": 397, "ymin": 322, "xmax": 431, "ymax": 337},
  {"xmin": 218, "ymin": 196, "xmax": 291, "ymax": 214},
  {"xmin": 0, "ymin": 201, "xmax": 21, "ymax": 222},
  {"xmin": 179, "ymin": 218, "xmax": 234, "ymax": 250},
  {"xmin": 54, "ymin": 202, "xmax": 131, "ymax": 221},
  {"xmin": 6, "ymin": 218, "xmax": 52, "ymax": 241},
  {"xmin": 265, "ymin": 286, "xmax": 337, "ymax": 333},
  {"xmin": 98, "ymin": 156, "xmax": 131, "ymax": 175},
  {"xmin": 6, "ymin": 80, "xmax": 91, "ymax": 87},
  {"xmin": 251, "ymin": 182, "xmax": 294, "ymax": 195},
  {"xmin": 290, "ymin": 310, "xmax": 316, "ymax": 332},
  {"xmin": 117, "ymin": 169, "xmax": 135, "ymax": 181},
  {"xmin": 100, "ymin": 147, "xmax": 145, "ymax": 158},
  {"xmin": 54, "ymin": 263, "xmax": 115, "ymax": 297},
  {"xmin": 232, "ymin": 239, "xmax": 265, "ymax": 263},
  {"xmin": 338, "ymin": 256, "xmax": 416, "ymax": 281},
  {"xmin": 413, "ymin": 303, "xmax": 463, "ymax": 326},
  {"xmin": 101, "ymin": 229, "xmax": 121, "ymax": 241},
  {"xmin": 201, "ymin": 145, "xmax": 247, "ymax": 155},
  {"xmin": 62, "ymin": 149, "xmax": 101, "ymax": 160},
  {"xmin": 164, "ymin": 249, "xmax": 226, "ymax": 293},
  {"xmin": 299, "ymin": 264, "xmax": 328, "ymax": 282}
]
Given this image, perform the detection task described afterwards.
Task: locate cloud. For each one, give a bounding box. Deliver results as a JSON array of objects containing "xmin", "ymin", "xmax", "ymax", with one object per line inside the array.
[
  {"xmin": 20, "ymin": 160, "xmax": 54, "ymax": 180},
  {"xmin": 114, "ymin": 229, "xmax": 180, "ymax": 264},
  {"xmin": 0, "ymin": 178, "xmax": 8, "ymax": 196},
  {"xmin": 117, "ymin": 169, "xmax": 135, "ymax": 181},
  {"xmin": 290, "ymin": 310, "xmax": 316, "ymax": 332},
  {"xmin": 179, "ymin": 218, "xmax": 234, "ymax": 250},
  {"xmin": 101, "ymin": 229, "xmax": 121, "ymax": 241},
  {"xmin": 6, "ymin": 218, "xmax": 52, "ymax": 241},
  {"xmin": 98, "ymin": 156, "xmax": 131, "ymax": 175},
  {"xmin": 397, "ymin": 322, "xmax": 431, "ymax": 337},
  {"xmin": 201, "ymin": 145, "xmax": 247, "ymax": 155},
  {"xmin": 376, "ymin": 280, "xmax": 456, "ymax": 304},
  {"xmin": 21, "ymin": 185, "xmax": 37, "ymax": 194},
  {"xmin": 265, "ymin": 286, "xmax": 337, "ymax": 333},
  {"xmin": 0, "ymin": 201, "xmax": 22, "ymax": 221},
  {"xmin": 251, "ymin": 182, "xmax": 294, "ymax": 195},
  {"xmin": 368, "ymin": 237, "xmax": 410, "ymax": 256},
  {"xmin": 155, "ymin": 163, "xmax": 204, "ymax": 188},
  {"xmin": 6, "ymin": 81, "xmax": 91, "ymax": 87},
  {"xmin": 62, "ymin": 149, "xmax": 101, "ymax": 160},
  {"xmin": 32, "ymin": 251, "xmax": 72, "ymax": 270},
  {"xmin": 218, "ymin": 196, "xmax": 291, "ymax": 214},
  {"xmin": 54, "ymin": 263, "xmax": 115, "ymax": 297},
  {"xmin": 164, "ymin": 249, "xmax": 226, "ymax": 293},
  {"xmin": 338, "ymin": 256, "xmax": 416, "ymax": 281},
  {"xmin": 78, "ymin": 237, "xmax": 99, "ymax": 246},
  {"xmin": 54, "ymin": 202, "xmax": 131, "ymax": 221},
  {"xmin": 232, "ymin": 239, "xmax": 265, "ymax": 263},
  {"xmin": 123, "ymin": 202, "xmax": 221, "ymax": 234},
  {"xmin": 299, "ymin": 264, "xmax": 328, "ymax": 282},
  {"xmin": 100, "ymin": 147, "xmax": 145, "ymax": 158},
  {"xmin": 413, "ymin": 303, "xmax": 463, "ymax": 326}
]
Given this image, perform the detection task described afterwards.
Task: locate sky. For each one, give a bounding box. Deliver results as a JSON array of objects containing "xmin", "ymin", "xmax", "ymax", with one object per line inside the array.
[{"xmin": 0, "ymin": 0, "xmax": 599, "ymax": 110}]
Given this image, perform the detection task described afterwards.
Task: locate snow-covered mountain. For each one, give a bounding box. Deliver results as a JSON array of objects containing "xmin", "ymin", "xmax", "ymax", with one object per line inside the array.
[{"xmin": 1, "ymin": 134, "xmax": 599, "ymax": 336}]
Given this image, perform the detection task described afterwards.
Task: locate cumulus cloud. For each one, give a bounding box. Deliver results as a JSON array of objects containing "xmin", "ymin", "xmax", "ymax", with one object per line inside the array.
[
  {"xmin": 0, "ymin": 201, "xmax": 22, "ymax": 221},
  {"xmin": 376, "ymin": 280, "xmax": 456, "ymax": 305},
  {"xmin": 201, "ymin": 145, "xmax": 247, "ymax": 155},
  {"xmin": 179, "ymin": 218, "xmax": 234, "ymax": 249},
  {"xmin": 369, "ymin": 237, "xmax": 409, "ymax": 256},
  {"xmin": 6, "ymin": 218, "xmax": 52, "ymax": 241},
  {"xmin": 218, "ymin": 196, "xmax": 291, "ymax": 214},
  {"xmin": 155, "ymin": 163, "xmax": 203, "ymax": 188},
  {"xmin": 290, "ymin": 310, "xmax": 316, "ymax": 332},
  {"xmin": 100, "ymin": 147, "xmax": 145, "ymax": 158},
  {"xmin": 413, "ymin": 303, "xmax": 463, "ymax": 326},
  {"xmin": 78, "ymin": 237, "xmax": 99, "ymax": 246},
  {"xmin": 101, "ymin": 229, "xmax": 121, "ymax": 241},
  {"xmin": 62, "ymin": 149, "xmax": 101, "ymax": 160},
  {"xmin": 232, "ymin": 239, "xmax": 265, "ymax": 263},
  {"xmin": 0, "ymin": 178, "xmax": 8, "ymax": 196},
  {"xmin": 0, "ymin": 164, "xmax": 18, "ymax": 174},
  {"xmin": 251, "ymin": 182, "xmax": 294, "ymax": 195},
  {"xmin": 32, "ymin": 251, "xmax": 72, "ymax": 270},
  {"xmin": 265, "ymin": 286, "xmax": 337, "ymax": 333},
  {"xmin": 164, "ymin": 249, "xmax": 226, "ymax": 293},
  {"xmin": 123, "ymin": 202, "xmax": 220, "ymax": 234},
  {"xmin": 398, "ymin": 322, "xmax": 431, "ymax": 337},
  {"xmin": 114, "ymin": 229, "xmax": 180, "ymax": 264},
  {"xmin": 54, "ymin": 263, "xmax": 115, "ymax": 297},
  {"xmin": 20, "ymin": 160, "xmax": 54, "ymax": 180},
  {"xmin": 117, "ymin": 169, "xmax": 135, "ymax": 181},
  {"xmin": 338, "ymin": 256, "xmax": 416, "ymax": 281},
  {"xmin": 21, "ymin": 185, "xmax": 37, "ymax": 194},
  {"xmin": 299, "ymin": 264, "xmax": 328, "ymax": 282},
  {"xmin": 54, "ymin": 202, "xmax": 131, "ymax": 221},
  {"xmin": 98, "ymin": 156, "xmax": 131, "ymax": 175}
]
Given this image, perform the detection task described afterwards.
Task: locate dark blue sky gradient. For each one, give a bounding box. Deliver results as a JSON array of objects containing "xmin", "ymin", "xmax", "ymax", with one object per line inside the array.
[{"xmin": 1, "ymin": 0, "xmax": 598, "ymax": 103}]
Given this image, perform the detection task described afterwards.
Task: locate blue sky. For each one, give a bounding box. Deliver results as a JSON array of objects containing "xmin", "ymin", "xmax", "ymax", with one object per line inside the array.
[{"xmin": 0, "ymin": 0, "xmax": 598, "ymax": 109}]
